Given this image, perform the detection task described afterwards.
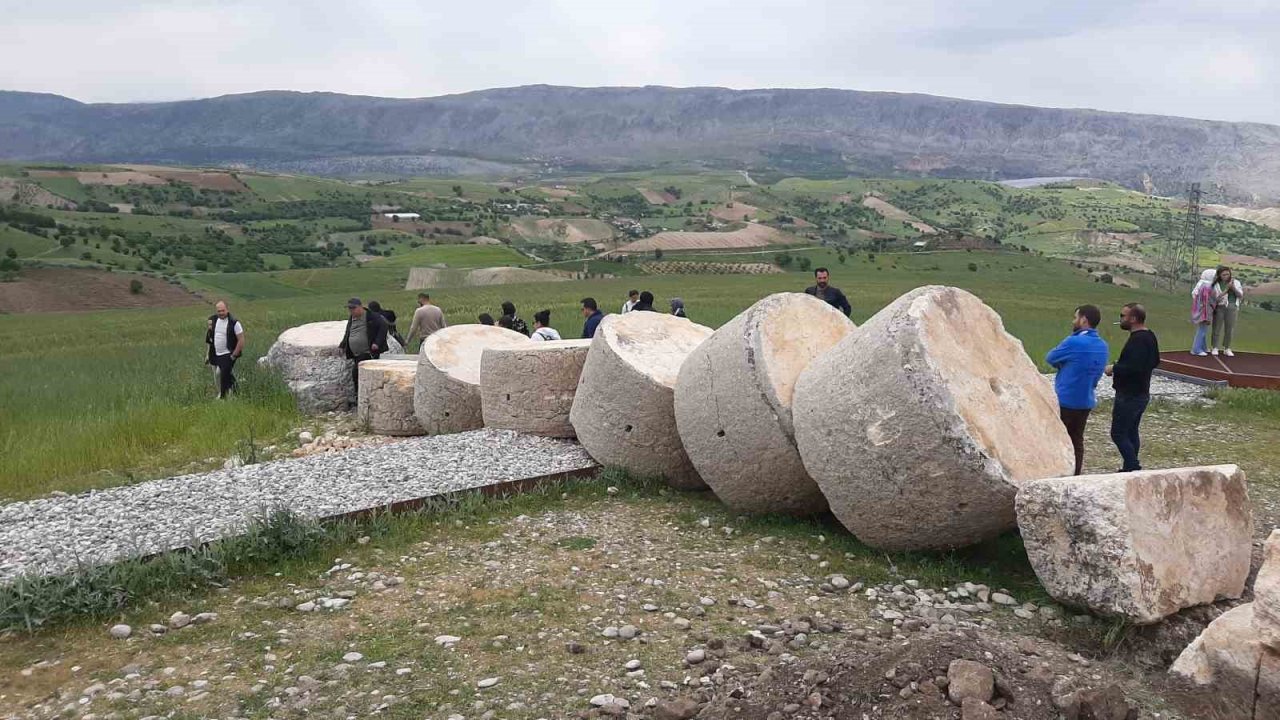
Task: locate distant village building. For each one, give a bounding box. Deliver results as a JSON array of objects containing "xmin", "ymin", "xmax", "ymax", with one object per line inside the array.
[
  {"xmin": 383, "ymin": 212, "xmax": 421, "ymax": 221},
  {"xmin": 912, "ymin": 240, "xmax": 931, "ymax": 251}
]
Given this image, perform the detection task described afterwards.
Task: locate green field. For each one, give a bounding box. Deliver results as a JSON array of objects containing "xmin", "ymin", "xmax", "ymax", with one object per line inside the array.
[
  {"xmin": 364, "ymin": 242, "xmax": 529, "ymax": 268},
  {"xmin": 0, "ymin": 224, "xmax": 57, "ymax": 257},
  {"xmin": 239, "ymin": 174, "xmax": 356, "ymax": 201},
  {"xmin": 5, "ymin": 250, "xmax": 1280, "ymax": 502},
  {"xmin": 182, "ymin": 266, "xmax": 411, "ymax": 300}
]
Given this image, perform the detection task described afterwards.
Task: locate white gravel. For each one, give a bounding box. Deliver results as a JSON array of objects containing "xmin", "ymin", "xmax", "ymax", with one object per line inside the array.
[
  {"xmin": 0, "ymin": 429, "xmax": 597, "ymax": 585},
  {"xmin": 1042, "ymin": 372, "xmax": 1213, "ymax": 402}
]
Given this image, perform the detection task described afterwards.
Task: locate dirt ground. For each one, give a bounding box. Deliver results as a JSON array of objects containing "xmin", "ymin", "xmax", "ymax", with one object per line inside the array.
[
  {"xmin": 0, "ymin": 268, "xmax": 202, "ymax": 314},
  {"xmin": 0, "ymin": 178, "xmax": 77, "ymax": 209},
  {"xmin": 616, "ymin": 224, "xmax": 799, "ymax": 253},
  {"xmin": 861, "ymin": 195, "xmax": 938, "ymax": 234},
  {"xmin": 709, "ymin": 203, "xmax": 760, "ymax": 222}
]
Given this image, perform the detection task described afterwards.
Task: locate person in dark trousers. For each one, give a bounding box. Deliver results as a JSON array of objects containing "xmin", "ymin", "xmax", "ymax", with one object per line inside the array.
[
  {"xmin": 367, "ymin": 301, "xmax": 405, "ymax": 348},
  {"xmin": 631, "ymin": 291, "xmax": 655, "ymax": 312},
  {"xmin": 804, "ymin": 267, "xmax": 852, "ymax": 317},
  {"xmin": 1105, "ymin": 303, "xmax": 1160, "ymax": 472},
  {"xmin": 1045, "ymin": 304, "xmax": 1109, "ymax": 475},
  {"xmin": 500, "ymin": 300, "xmax": 530, "ymax": 335},
  {"xmin": 581, "ymin": 297, "xmax": 605, "ymax": 338},
  {"xmin": 205, "ymin": 300, "xmax": 245, "ymax": 399},
  {"xmin": 339, "ymin": 297, "xmax": 388, "ymax": 394}
]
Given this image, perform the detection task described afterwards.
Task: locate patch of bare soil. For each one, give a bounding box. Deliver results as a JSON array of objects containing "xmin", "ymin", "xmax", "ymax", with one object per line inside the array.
[
  {"xmin": 709, "ymin": 202, "xmax": 759, "ymax": 222},
  {"xmin": 0, "ymin": 268, "xmax": 202, "ymax": 314},
  {"xmin": 637, "ymin": 188, "xmax": 676, "ymax": 205},
  {"xmin": 697, "ymin": 630, "xmax": 1117, "ymax": 720},
  {"xmin": 1201, "ymin": 203, "xmax": 1280, "ymax": 231},
  {"xmin": 615, "ymin": 224, "xmax": 799, "ymax": 253},
  {"xmin": 1222, "ymin": 253, "xmax": 1280, "ymax": 270},
  {"xmin": 29, "ymin": 170, "xmax": 165, "ymax": 187},
  {"xmin": 861, "ymin": 194, "xmax": 938, "ymax": 234}
]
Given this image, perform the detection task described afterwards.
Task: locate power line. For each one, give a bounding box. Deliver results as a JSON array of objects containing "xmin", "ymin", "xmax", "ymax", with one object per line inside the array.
[{"xmin": 1159, "ymin": 182, "xmax": 1202, "ymax": 292}]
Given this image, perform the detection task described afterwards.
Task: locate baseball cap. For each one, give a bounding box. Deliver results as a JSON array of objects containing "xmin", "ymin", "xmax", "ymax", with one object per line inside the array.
[{"xmin": 346, "ymin": 297, "xmax": 362, "ymax": 308}]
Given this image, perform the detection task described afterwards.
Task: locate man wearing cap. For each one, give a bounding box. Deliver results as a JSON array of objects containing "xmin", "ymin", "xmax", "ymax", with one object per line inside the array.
[{"xmin": 339, "ymin": 297, "xmax": 389, "ymax": 394}]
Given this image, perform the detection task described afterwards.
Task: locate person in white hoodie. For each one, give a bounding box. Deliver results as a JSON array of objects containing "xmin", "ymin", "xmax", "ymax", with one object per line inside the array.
[
  {"xmin": 1211, "ymin": 266, "xmax": 1244, "ymax": 356},
  {"xmin": 1190, "ymin": 268, "xmax": 1218, "ymax": 356}
]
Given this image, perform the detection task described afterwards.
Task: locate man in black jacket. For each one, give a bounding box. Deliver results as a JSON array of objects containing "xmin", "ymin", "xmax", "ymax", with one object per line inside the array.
[
  {"xmin": 339, "ymin": 297, "xmax": 388, "ymax": 394},
  {"xmin": 1104, "ymin": 303, "xmax": 1160, "ymax": 472},
  {"xmin": 804, "ymin": 268, "xmax": 852, "ymax": 317}
]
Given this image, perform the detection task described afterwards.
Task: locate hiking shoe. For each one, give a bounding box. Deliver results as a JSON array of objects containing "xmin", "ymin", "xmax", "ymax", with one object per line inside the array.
[
  {"xmin": 1224, "ymin": 349, "xmax": 1235, "ymax": 357},
  {"xmin": 1211, "ymin": 348, "xmax": 1219, "ymax": 356},
  {"xmin": 1194, "ymin": 351, "xmax": 1209, "ymax": 357}
]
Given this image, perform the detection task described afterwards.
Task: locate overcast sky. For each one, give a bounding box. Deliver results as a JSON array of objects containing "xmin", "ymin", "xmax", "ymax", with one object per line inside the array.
[{"xmin": 1, "ymin": 0, "xmax": 1276, "ymax": 124}]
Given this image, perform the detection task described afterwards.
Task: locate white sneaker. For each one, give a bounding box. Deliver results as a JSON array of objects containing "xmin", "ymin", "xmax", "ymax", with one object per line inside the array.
[
  {"xmin": 1210, "ymin": 348, "xmax": 1219, "ymax": 356},
  {"xmin": 1224, "ymin": 349, "xmax": 1235, "ymax": 357},
  {"xmin": 1194, "ymin": 351, "xmax": 1209, "ymax": 357}
]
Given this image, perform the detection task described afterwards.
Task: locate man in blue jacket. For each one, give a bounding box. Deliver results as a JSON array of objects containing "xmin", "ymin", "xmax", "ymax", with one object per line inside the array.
[{"xmin": 1045, "ymin": 304, "xmax": 1109, "ymax": 475}]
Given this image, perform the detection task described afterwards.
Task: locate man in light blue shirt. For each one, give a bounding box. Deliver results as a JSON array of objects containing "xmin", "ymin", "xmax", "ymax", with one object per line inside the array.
[{"xmin": 1045, "ymin": 304, "xmax": 1109, "ymax": 475}]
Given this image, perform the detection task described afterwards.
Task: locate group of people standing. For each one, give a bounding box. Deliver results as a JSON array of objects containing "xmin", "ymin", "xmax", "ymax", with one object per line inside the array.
[
  {"xmin": 1191, "ymin": 265, "xmax": 1244, "ymax": 357},
  {"xmin": 1046, "ymin": 303, "xmax": 1161, "ymax": 476}
]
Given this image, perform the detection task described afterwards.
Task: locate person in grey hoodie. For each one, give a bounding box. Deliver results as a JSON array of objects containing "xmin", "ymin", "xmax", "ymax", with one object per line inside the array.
[{"xmin": 670, "ymin": 297, "xmax": 688, "ymax": 319}]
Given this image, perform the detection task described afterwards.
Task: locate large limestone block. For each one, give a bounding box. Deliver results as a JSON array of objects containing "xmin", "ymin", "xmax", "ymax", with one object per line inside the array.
[
  {"xmin": 480, "ymin": 339, "xmax": 592, "ymax": 438},
  {"xmin": 1016, "ymin": 465, "xmax": 1252, "ymax": 624},
  {"xmin": 570, "ymin": 312, "xmax": 713, "ymax": 490},
  {"xmin": 1170, "ymin": 604, "xmax": 1280, "ymax": 719},
  {"xmin": 792, "ymin": 285, "xmax": 1072, "ymax": 550},
  {"xmin": 357, "ymin": 359, "xmax": 422, "ymax": 436},
  {"xmin": 414, "ymin": 325, "xmax": 529, "ymax": 435},
  {"xmin": 674, "ymin": 293, "xmax": 854, "ymax": 514},
  {"xmin": 1256, "ymin": 529, "xmax": 1280, "ymax": 651},
  {"xmin": 262, "ymin": 321, "xmax": 403, "ymax": 414}
]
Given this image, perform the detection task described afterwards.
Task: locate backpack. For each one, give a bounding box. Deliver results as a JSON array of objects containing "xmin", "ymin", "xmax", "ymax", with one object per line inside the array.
[{"xmin": 510, "ymin": 316, "xmax": 530, "ymax": 336}]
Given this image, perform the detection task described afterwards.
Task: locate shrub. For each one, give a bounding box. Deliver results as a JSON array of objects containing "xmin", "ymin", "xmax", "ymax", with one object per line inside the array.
[
  {"xmin": 968, "ymin": 262, "xmax": 978, "ymax": 272},
  {"xmin": 129, "ymin": 279, "xmax": 144, "ymax": 294}
]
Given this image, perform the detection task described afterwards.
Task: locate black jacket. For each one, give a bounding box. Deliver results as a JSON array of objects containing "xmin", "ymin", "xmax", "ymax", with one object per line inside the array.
[
  {"xmin": 804, "ymin": 285, "xmax": 852, "ymax": 317},
  {"xmin": 205, "ymin": 313, "xmax": 242, "ymax": 365},
  {"xmin": 340, "ymin": 311, "xmax": 389, "ymax": 360},
  {"xmin": 1112, "ymin": 329, "xmax": 1160, "ymax": 396}
]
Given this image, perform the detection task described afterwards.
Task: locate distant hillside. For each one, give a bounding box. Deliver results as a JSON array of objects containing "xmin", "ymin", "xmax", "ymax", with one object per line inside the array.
[{"xmin": 3, "ymin": 85, "xmax": 1280, "ymax": 203}]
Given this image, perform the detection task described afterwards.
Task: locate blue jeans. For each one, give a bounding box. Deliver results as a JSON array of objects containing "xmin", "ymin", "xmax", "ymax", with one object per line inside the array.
[
  {"xmin": 1191, "ymin": 323, "xmax": 1209, "ymax": 354},
  {"xmin": 1111, "ymin": 393, "xmax": 1150, "ymax": 472}
]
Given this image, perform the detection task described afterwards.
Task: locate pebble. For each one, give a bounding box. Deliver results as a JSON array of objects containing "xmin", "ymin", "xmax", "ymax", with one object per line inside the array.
[
  {"xmin": 168, "ymin": 612, "xmax": 191, "ymax": 629},
  {"xmin": 590, "ymin": 693, "xmax": 628, "ymax": 707},
  {"xmin": 295, "ymin": 601, "xmax": 316, "ymax": 613},
  {"xmin": 673, "ymin": 618, "xmax": 691, "ymax": 630},
  {"xmin": 435, "ymin": 635, "xmax": 462, "ymax": 646},
  {"xmin": 991, "ymin": 593, "xmax": 1017, "ymax": 606},
  {"xmin": 109, "ymin": 624, "xmax": 132, "ymax": 639},
  {"xmin": 619, "ymin": 625, "xmax": 638, "ymax": 639},
  {"xmin": 829, "ymin": 575, "xmax": 850, "ymax": 590},
  {"xmin": 685, "ymin": 649, "xmax": 706, "ymax": 665},
  {"xmin": 341, "ymin": 652, "xmax": 364, "ymax": 662},
  {"xmin": 477, "ymin": 677, "xmax": 500, "ymax": 689},
  {"xmin": 625, "ymin": 659, "xmax": 642, "ymax": 671}
]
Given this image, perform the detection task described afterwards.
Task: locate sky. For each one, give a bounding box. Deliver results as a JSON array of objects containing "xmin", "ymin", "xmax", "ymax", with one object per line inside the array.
[{"xmin": 0, "ymin": 0, "xmax": 1276, "ymax": 124}]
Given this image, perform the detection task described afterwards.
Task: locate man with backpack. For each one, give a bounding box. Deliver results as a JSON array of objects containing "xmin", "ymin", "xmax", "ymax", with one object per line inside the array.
[{"xmin": 205, "ymin": 300, "xmax": 245, "ymax": 399}]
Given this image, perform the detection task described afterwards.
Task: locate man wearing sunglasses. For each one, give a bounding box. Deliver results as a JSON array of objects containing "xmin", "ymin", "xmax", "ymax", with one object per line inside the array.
[{"xmin": 1104, "ymin": 304, "xmax": 1160, "ymax": 472}]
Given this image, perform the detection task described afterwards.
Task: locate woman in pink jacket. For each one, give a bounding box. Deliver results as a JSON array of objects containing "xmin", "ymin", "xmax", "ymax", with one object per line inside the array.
[{"xmin": 1190, "ymin": 268, "xmax": 1219, "ymax": 356}]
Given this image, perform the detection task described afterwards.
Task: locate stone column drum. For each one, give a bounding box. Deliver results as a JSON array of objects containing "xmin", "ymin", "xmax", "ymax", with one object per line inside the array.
[
  {"xmin": 1016, "ymin": 465, "xmax": 1253, "ymax": 623},
  {"xmin": 570, "ymin": 312, "xmax": 713, "ymax": 490},
  {"xmin": 414, "ymin": 325, "xmax": 529, "ymax": 435},
  {"xmin": 675, "ymin": 293, "xmax": 854, "ymax": 514},
  {"xmin": 357, "ymin": 358, "xmax": 422, "ymax": 436},
  {"xmin": 480, "ymin": 339, "xmax": 592, "ymax": 437},
  {"xmin": 262, "ymin": 321, "xmax": 403, "ymax": 414},
  {"xmin": 792, "ymin": 285, "xmax": 1073, "ymax": 550}
]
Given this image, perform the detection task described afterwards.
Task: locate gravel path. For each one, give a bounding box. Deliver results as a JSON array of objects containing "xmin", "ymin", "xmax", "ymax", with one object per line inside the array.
[{"xmin": 0, "ymin": 430, "xmax": 597, "ymax": 585}]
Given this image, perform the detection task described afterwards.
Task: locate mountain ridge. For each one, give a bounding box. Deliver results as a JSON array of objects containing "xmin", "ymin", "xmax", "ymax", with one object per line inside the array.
[{"xmin": 2, "ymin": 85, "xmax": 1279, "ymax": 203}]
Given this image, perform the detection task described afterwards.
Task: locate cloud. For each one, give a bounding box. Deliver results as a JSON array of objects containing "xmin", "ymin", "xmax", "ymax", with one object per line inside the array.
[{"xmin": 0, "ymin": 0, "xmax": 1275, "ymax": 124}]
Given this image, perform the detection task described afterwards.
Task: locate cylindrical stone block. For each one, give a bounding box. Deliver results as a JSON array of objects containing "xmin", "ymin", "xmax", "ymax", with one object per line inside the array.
[
  {"xmin": 357, "ymin": 359, "xmax": 422, "ymax": 436},
  {"xmin": 414, "ymin": 325, "xmax": 530, "ymax": 435},
  {"xmin": 480, "ymin": 339, "xmax": 592, "ymax": 437},
  {"xmin": 675, "ymin": 293, "xmax": 855, "ymax": 514},
  {"xmin": 793, "ymin": 285, "xmax": 1073, "ymax": 550},
  {"xmin": 262, "ymin": 321, "xmax": 403, "ymax": 414},
  {"xmin": 570, "ymin": 312, "xmax": 713, "ymax": 490}
]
